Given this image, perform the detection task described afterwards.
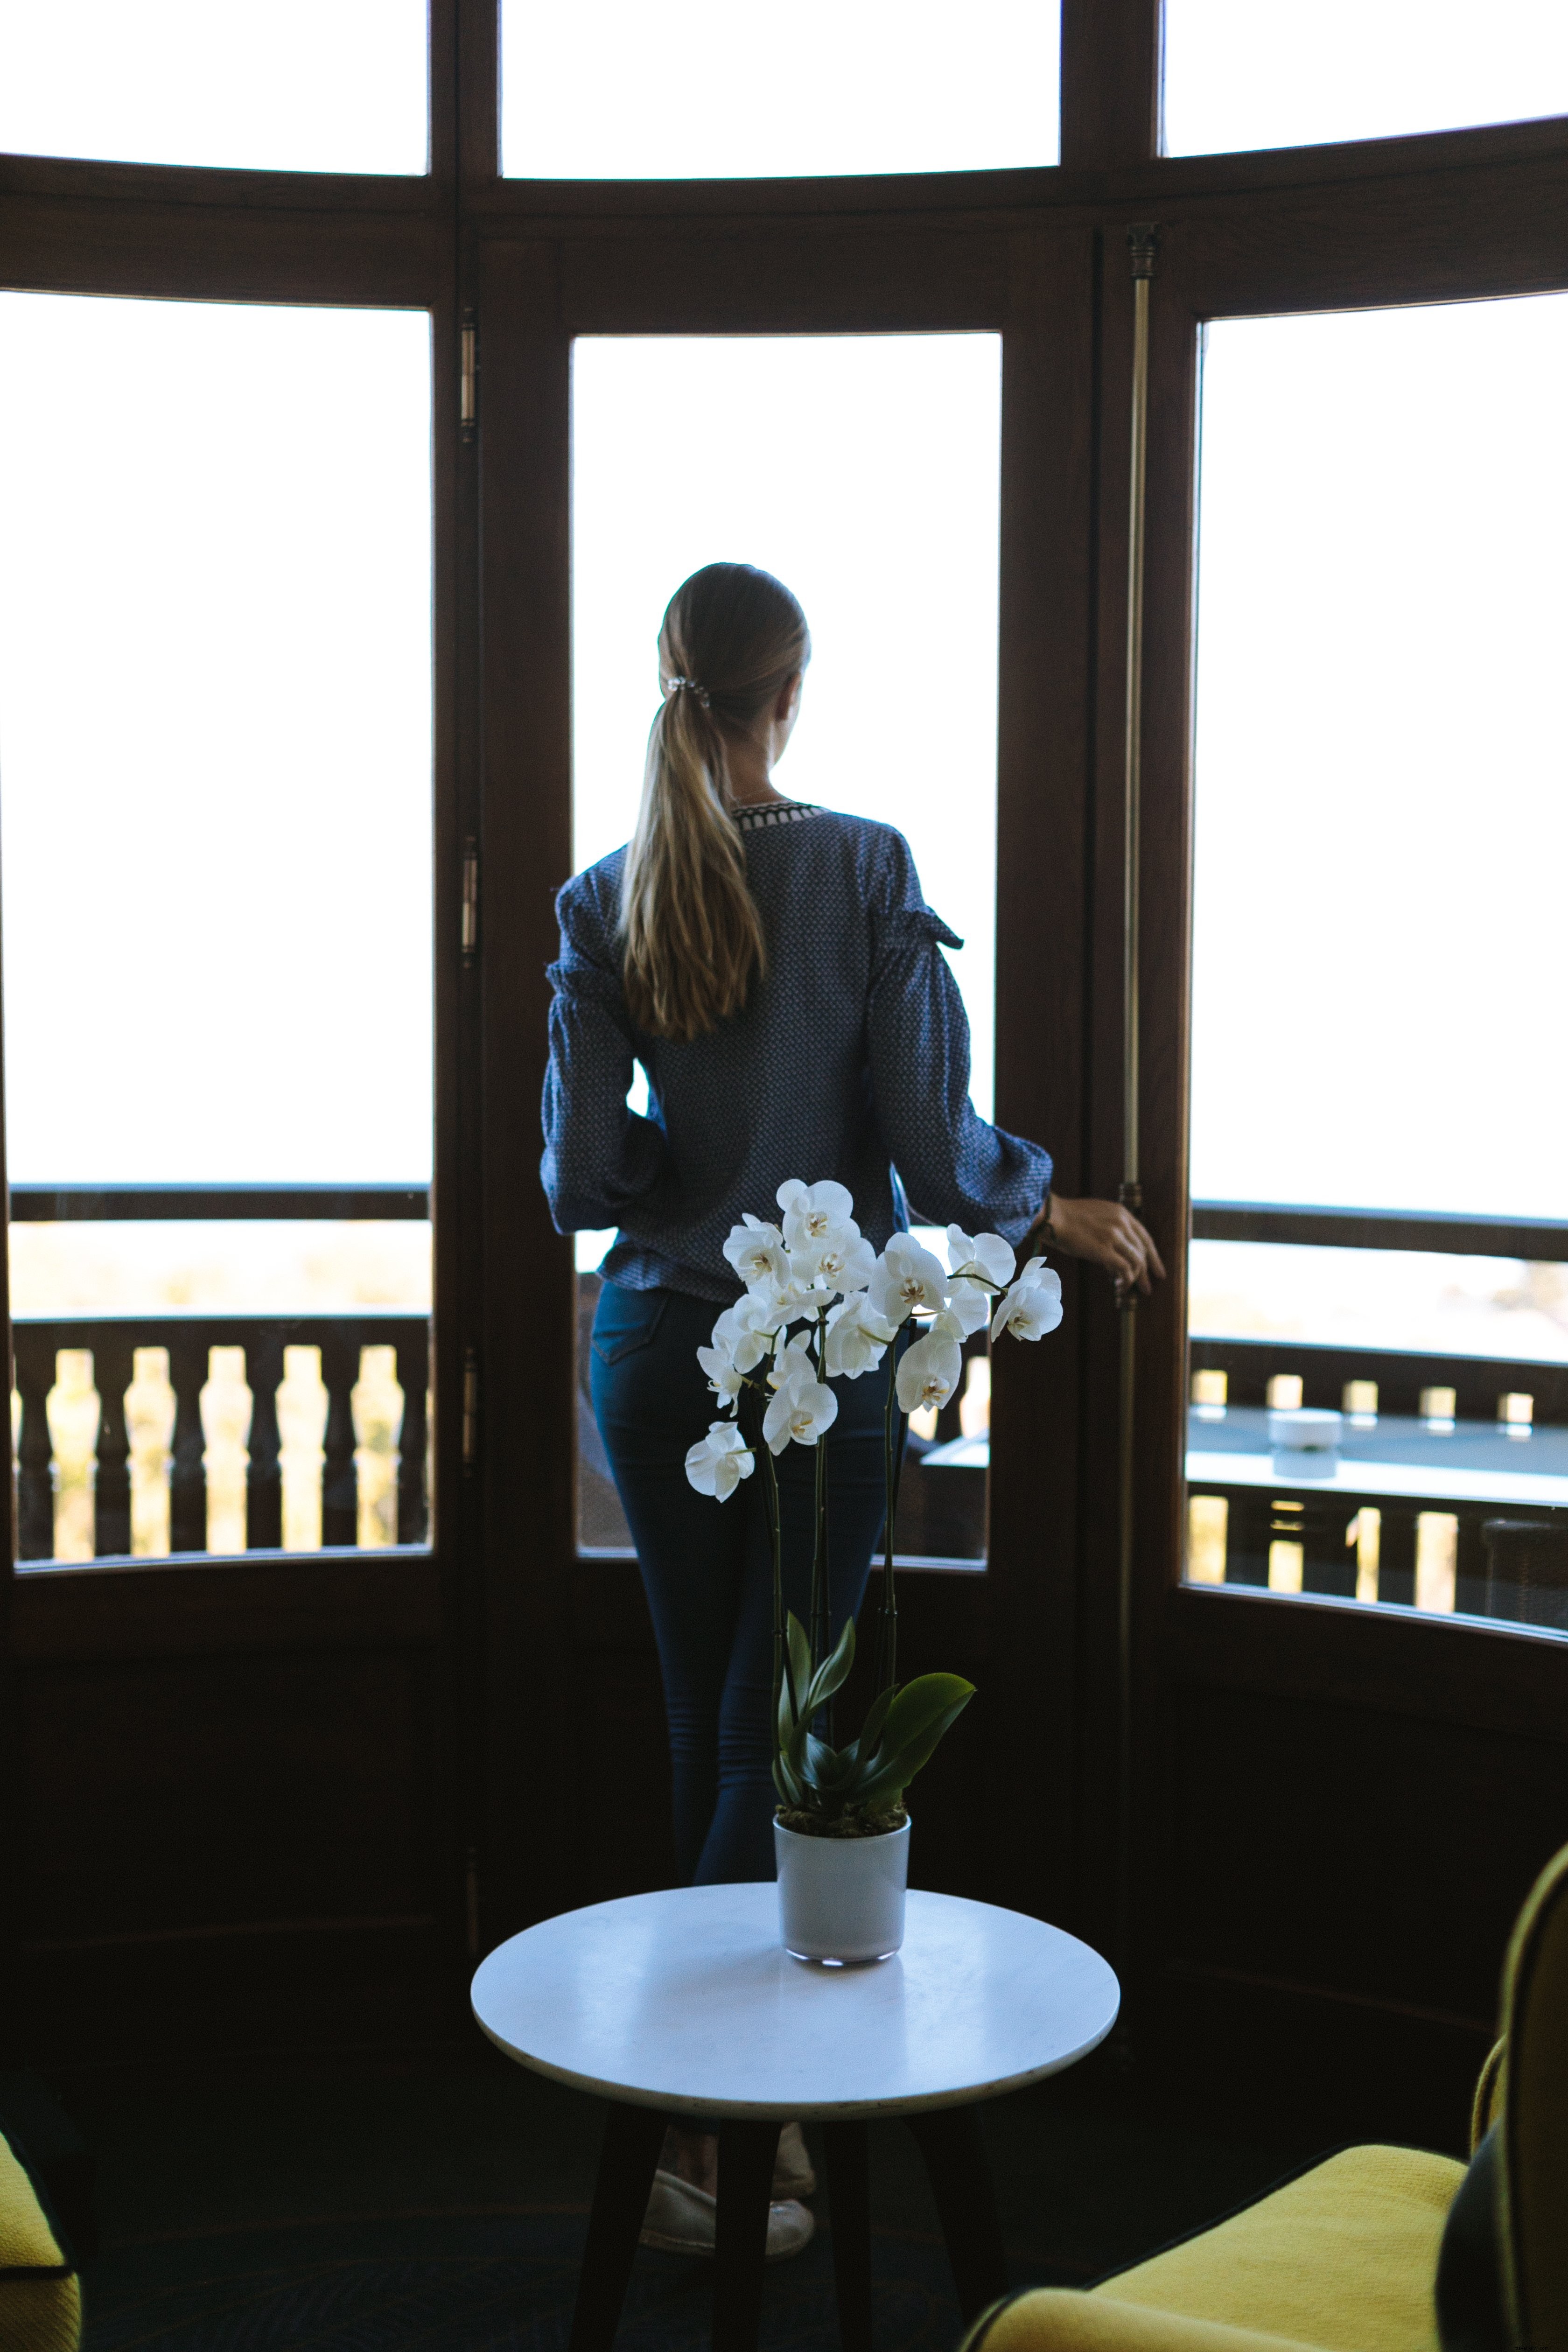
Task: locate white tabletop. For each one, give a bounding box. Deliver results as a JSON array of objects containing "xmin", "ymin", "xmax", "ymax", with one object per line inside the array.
[{"xmin": 471, "ymin": 1884, "xmax": 1119, "ymax": 2121}]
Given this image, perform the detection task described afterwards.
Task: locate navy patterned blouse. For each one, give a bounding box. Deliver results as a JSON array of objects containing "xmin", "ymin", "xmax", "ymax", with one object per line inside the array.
[{"xmin": 540, "ymin": 801, "xmax": 1053, "ymax": 1306}]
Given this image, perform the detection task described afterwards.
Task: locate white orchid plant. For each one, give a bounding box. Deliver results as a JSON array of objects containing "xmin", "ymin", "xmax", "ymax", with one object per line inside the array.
[{"xmin": 685, "ymin": 1179, "xmax": 1064, "ymax": 1837}]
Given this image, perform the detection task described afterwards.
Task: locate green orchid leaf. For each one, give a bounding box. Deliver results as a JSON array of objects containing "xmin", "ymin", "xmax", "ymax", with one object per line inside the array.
[
  {"xmin": 852, "ymin": 1681, "xmax": 897, "ymax": 1764},
  {"xmin": 784, "ymin": 1614, "xmax": 812, "ymax": 1722},
  {"xmin": 805, "ymin": 1616, "xmax": 856, "ymax": 1718},
  {"xmin": 853, "ymin": 1674, "xmax": 975, "ymax": 1811},
  {"xmin": 804, "ymin": 1733, "xmax": 860, "ymax": 1791}
]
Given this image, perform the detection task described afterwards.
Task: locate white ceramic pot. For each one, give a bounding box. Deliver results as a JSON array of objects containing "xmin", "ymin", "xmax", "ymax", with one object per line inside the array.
[{"xmin": 773, "ymin": 1817, "xmax": 910, "ymax": 1964}]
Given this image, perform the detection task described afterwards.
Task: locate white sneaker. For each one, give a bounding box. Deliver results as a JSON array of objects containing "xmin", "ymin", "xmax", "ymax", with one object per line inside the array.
[
  {"xmin": 772, "ymin": 2121, "xmax": 817, "ymax": 2200},
  {"xmin": 639, "ymin": 2168, "xmax": 816, "ymax": 2262}
]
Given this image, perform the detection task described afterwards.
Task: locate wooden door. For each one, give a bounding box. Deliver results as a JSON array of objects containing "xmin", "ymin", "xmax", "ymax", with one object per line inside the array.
[
  {"xmin": 0, "ymin": 164, "xmax": 469, "ymax": 2061},
  {"xmin": 469, "ymin": 212, "xmax": 1107, "ymax": 1945},
  {"xmin": 1112, "ymin": 143, "xmax": 1568, "ymax": 2141}
]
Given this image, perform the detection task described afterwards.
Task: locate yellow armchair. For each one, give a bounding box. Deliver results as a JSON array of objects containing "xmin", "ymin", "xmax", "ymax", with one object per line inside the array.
[
  {"xmin": 0, "ymin": 2128, "xmax": 81, "ymax": 2352},
  {"xmin": 966, "ymin": 1841, "xmax": 1568, "ymax": 2352}
]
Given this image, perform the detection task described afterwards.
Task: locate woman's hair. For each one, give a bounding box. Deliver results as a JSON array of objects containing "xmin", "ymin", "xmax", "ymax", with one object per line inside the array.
[{"xmin": 620, "ymin": 562, "xmax": 809, "ymax": 1043}]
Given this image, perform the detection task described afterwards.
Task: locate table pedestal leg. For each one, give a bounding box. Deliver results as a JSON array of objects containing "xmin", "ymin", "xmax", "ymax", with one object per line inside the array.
[
  {"xmin": 907, "ymin": 2105, "xmax": 1008, "ymax": 2322},
  {"xmin": 713, "ymin": 2118, "xmax": 781, "ymax": 2352},
  {"xmin": 822, "ymin": 2120, "xmax": 874, "ymax": 2352},
  {"xmin": 567, "ymin": 2101, "xmax": 666, "ymax": 2352}
]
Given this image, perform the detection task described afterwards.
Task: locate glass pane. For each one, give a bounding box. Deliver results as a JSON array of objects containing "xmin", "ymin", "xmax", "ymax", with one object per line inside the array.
[
  {"xmin": 571, "ymin": 334, "xmax": 1001, "ymax": 1561},
  {"xmin": 0, "ymin": 0, "xmax": 427, "ymax": 175},
  {"xmin": 1184, "ymin": 292, "xmax": 1568, "ymax": 1627},
  {"xmin": 0, "ymin": 293, "xmax": 434, "ymax": 1562},
  {"xmin": 1164, "ymin": 0, "xmax": 1568, "ymax": 157},
  {"xmin": 502, "ymin": 0, "xmax": 1058, "ymax": 178}
]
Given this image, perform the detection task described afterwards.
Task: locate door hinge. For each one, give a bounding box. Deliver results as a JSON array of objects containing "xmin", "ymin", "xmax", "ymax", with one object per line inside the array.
[
  {"xmin": 462, "ymin": 1344, "xmax": 480, "ymax": 1472},
  {"xmin": 460, "ymin": 308, "xmax": 478, "ymax": 442},
  {"xmin": 461, "ymin": 836, "xmax": 479, "ymax": 963}
]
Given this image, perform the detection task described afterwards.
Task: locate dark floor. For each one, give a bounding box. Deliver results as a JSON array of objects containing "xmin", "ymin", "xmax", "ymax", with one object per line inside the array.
[{"xmin": 31, "ymin": 2034, "xmax": 1331, "ymax": 2352}]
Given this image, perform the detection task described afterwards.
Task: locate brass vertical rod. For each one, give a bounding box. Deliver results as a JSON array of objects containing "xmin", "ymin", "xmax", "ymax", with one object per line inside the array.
[{"xmin": 1116, "ymin": 225, "xmax": 1158, "ymax": 1987}]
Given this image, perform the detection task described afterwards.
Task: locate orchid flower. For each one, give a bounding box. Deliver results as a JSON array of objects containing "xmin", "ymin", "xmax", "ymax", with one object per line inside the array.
[
  {"xmin": 795, "ymin": 1225, "xmax": 875, "ymax": 1295},
  {"xmin": 946, "ymin": 1225, "xmax": 1015, "ymax": 1291},
  {"xmin": 777, "ymin": 1177, "xmax": 855, "ymax": 1254},
  {"xmin": 825, "ymin": 1290, "xmax": 897, "ymax": 1379},
  {"xmin": 684, "ymin": 1419, "xmax": 756, "ymax": 1499},
  {"xmin": 710, "ymin": 1292, "xmax": 778, "ymax": 1374},
  {"xmin": 990, "ymin": 1260, "xmax": 1065, "ymax": 1343},
  {"xmin": 763, "ymin": 1356, "xmax": 840, "ymax": 1454},
  {"xmin": 722, "ymin": 1213, "xmax": 789, "ymax": 1294},
  {"xmin": 767, "ymin": 1330, "xmax": 816, "ymax": 1387},
  {"xmin": 867, "ymin": 1232, "xmax": 949, "ymax": 1328},
  {"xmin": 696, "ymin": 1339, "xmax": 747, "ymax": 1411},
  {"xmin": 895, "ymin": 1312, "xmax": 966, "ymax": 1416}
]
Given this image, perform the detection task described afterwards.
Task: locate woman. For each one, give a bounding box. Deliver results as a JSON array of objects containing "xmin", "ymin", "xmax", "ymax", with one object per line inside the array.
[{"xmin": 542, "ymin": 562, "xmax": 1162, "ymax": 2254}]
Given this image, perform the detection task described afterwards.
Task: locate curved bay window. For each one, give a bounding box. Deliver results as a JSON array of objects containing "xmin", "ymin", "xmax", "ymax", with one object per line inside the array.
[{"xmin": 0, "ymin": 0, "xmax": 1564, "ymax": 2105}]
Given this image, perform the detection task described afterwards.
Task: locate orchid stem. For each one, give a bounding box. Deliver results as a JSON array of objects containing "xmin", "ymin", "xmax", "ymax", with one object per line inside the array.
[
  {"xmin": 809, "ymin": 1310, "xmax": 832, "ymax": 1738},
  {"xmin": 763, "ymin": 1436, "xmax": 788, "ymax": 1789},
  {"xmin": 876, "ymin": 1337, "xmax": 901, "ymax": 1695}
]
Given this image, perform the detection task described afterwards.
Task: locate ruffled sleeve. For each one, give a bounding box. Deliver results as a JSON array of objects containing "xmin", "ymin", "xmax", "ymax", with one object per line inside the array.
[
  {"xmin": 540, "ymin": 871, "xmax": 670, "ymax": 1234},
  {"xmin": 865, "ymin": 832, "xmax": 1051, "ymax": 1244}
]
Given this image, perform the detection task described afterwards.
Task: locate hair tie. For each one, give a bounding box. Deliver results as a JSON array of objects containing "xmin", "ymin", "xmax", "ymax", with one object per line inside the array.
[{"xmin": 665, "ymin": 676, "xmax": 711, "ymax": 709}]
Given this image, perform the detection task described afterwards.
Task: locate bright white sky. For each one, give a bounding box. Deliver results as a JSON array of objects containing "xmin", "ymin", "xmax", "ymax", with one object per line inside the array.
[
  {"xmin": 1190, "ymin": 292, "xmax": 1568, "ymax": 1223},
  {"xmin": 0, "ymin": 293, "xmax": 434, "ymax": 1185},
  {"xmin": 3, "ymin": 0, "xmax": 1564, "ymax": 180},
  {"xmin": 1164, "ymin": 0, "xmax": 1568, "ymax": 156},
  {"xmin": 0, "ymin": 0, "xmax": 427, "ymax": 174},
  {"xmin": 502, "ymin": 0, "xmax": 1060, "ymax": 178}
]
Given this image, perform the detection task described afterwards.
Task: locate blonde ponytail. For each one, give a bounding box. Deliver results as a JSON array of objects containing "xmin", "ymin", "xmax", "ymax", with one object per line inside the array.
[{"xmin": 621, "ymin": 564, "xmax": 809, "ymax": 1043}]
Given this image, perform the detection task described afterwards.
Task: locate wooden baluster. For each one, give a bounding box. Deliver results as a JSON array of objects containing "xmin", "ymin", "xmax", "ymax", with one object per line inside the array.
[
  {"xmin": 396, "ymin": 1323, "xmax": 429, "ymax": 1545},
  {"xmin": 166, "ymin": 1330, "xmax": 210, "ymax": 1554},
  {"xmin": 320, "ymin": 1327, "xmax": 359, "ymax": 1548},
  {"xmin": 245, "ymin": 1331, "xmax": 285, "ymax": 1551},
  {"xmin": 93, "ymin": 1332, "xmax": 135, "ymax": 1558},
  {"xmin": 1222, "ymin": 1489, "xmax": 1272, "ymax": 1587},
  {"xmin": 14, "ymin": 1331, "xmax": 57, "ymax": 1561},
  {"xmin": 1453, "ymin": 1510, "xmax": 1489, "ymax": 1620},
  {"xmin": 1300, "ymin": 1494, "xmax": 1357, "ymax": 1598},
  {"xmin": 1377, "ymin": 1505, "xmax": 1418, "ymax": 1609}
]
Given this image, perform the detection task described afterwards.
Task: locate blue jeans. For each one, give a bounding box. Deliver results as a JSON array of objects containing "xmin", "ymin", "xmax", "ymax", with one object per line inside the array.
[{"xmin": 591, "ymin": 1281, "xmax": 891, "ymax": 1886}]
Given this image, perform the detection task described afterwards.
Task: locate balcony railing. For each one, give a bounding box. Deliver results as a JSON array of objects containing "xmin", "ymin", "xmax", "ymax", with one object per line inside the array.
[
  {"xmin": 9, "ymin": 1185, "xmax": 430, "ymax": 1565},
  {"xmin": 1188, "ymin": 1201, "xmax": 1568, "ymax": 1627}
]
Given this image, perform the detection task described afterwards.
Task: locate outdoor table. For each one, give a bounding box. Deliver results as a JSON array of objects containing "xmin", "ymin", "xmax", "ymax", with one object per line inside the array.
[{"xmin": 471, "ymin": 1881, "xmax": 1119, "ymax": 2352}]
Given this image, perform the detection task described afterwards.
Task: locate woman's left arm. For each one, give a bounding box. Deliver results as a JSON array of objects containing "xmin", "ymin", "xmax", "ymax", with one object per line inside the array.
[{"xmin": 865, "ymin": 897, "xmax": 1052, "ymax": 1246}]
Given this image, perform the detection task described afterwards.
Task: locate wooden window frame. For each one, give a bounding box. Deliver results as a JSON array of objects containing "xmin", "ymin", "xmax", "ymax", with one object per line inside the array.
[{"xmin": 0, "ymin": 0, "xmax": 1564, "ymax": 2062}]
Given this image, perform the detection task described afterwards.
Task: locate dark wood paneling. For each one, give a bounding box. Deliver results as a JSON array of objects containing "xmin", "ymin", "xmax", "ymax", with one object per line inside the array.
[
  {"xmin": 25, "ymin": 1923, "xmax": 451, "ymax": 2064},
  {"xmin": 18, "ymin": 1648, "xmax": 441, "ymax": 1938},
  {"xmin": 1167, "ymin": 1680, "xmax": 1567, "ymax": 2022},
  {"xmin": 9, "ymin": 1184, "xmax": 429, "ymax": 1220},
  {"xmin": 475, "ymin": 236, "xmax": 576, "ymax": 1943},
  {"xmin": 1193, "ymin": 1201, "xmax": 1568, "ymax": 1260},
  {"xmin": 0, "ymin": 196, "xmax": 443, "ymax": 307},
  {"xmin": 1155, "ymin": 159, "xmax": 1568, "ymax": 319},
  {"xmin": 12, "ymin": 1551, "xmax": 441, "ymax": 1663},
  {"xmin": 558, "ymin": 227, "xmax": 1011, "ymax": 335},
  {"xmin": 1060, "ymin": 0, "xmax": 1161, "ymax": 172},
  {"xmin": 466, "ymin": 118, "xmax": 1568, "ymax": 228},
  {"xmin": 989, "ymin": 227, "xmax": 1099, "ymax": 1925}
]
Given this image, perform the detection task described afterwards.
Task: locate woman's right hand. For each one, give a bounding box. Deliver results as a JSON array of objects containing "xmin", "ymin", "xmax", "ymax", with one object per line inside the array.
[{"xmin": 1034, "ymin": 1193, "xmax": 1165, "ymax": 1295}]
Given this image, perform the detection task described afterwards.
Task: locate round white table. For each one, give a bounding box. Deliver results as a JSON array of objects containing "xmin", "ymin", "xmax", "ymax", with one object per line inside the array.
[{"xmin": 472, "ymin": 1883, "xmax": 1119, "ymax": 2352}]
